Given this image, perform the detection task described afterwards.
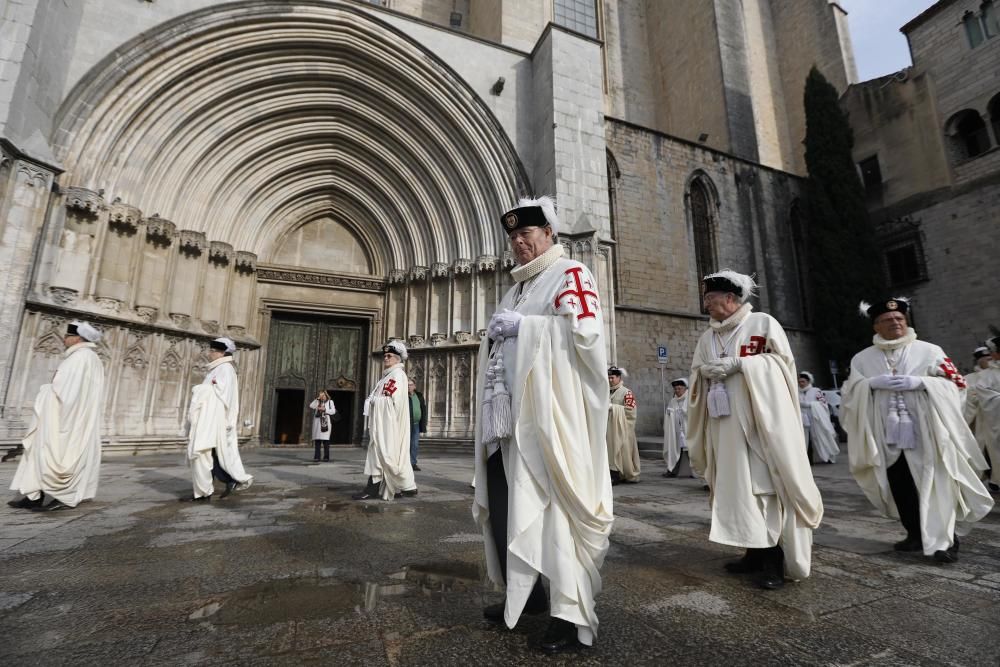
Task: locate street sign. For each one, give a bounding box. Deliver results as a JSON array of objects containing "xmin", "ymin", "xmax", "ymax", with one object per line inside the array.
[
  {"xmin": 657, "ymin": 344, "xmax": 669, "ymax": 365},
  {"xmin": 828, "ymin": 360, "xmax": 838, "ymax": 376}
]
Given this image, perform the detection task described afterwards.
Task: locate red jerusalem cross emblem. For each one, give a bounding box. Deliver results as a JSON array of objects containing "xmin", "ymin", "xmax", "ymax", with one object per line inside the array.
[
  {"xmin": 383, "ymin": 379, "xmax": 398, "ymax": 396},
  {"xmin": 555, "ymin": 267, "xmax": 599, "ymax": 320}
]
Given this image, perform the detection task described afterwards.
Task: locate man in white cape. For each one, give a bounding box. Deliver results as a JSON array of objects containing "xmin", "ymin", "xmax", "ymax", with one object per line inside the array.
[
  {"xmin": 841, "ymin": 298, "xmax": 993, "ymax": 563},
  {"xmin": 9, "ymin": 321, "xmax": 105, "ymax": 512},
  {"xmin": 185, "ymin": 337, "xmax": 253, "ymax": 501},
  {"xmin": 798, "ymin": 371, "xmax": 839, "ymax": 464},
  {"xmin": 663, "ymin": 378, "xmax": 690, "ymax": 477},
  {"xmin": 607, "ymin": 365, "xmax": 640, "ymax": 484},
  {"xmin": 472, "ymin": 197, "xmax": 613, "ymax": 654},
  {"xmin": 687, "ymin": 270, "xmax": 823, "ymax": 590},
  {"xmin": 971, "ymin": 346, "xmax": 992, "ymax": 376},
  {"xmin": 353, "ymin": 340, "xmax": 417, "ymax": 501},
  {"xmin": 965, "ymin": 337, "xmax": 1000, "ymax": 491}
]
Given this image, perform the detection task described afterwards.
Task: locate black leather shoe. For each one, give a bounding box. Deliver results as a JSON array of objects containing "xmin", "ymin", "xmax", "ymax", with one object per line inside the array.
[
  {"xmin": 757, "ymin": 573, "xmax": 785, "ymax": 590},
  {"xmin": 893, "ymin": 536, "xmax": 923, "ymax": 552},
  {"xmin": 538, "ymin": 617, "xmax": 581, "ymax": 654},
  {"xmin": 724, "ymin": 553, "xmax": 762, "ymax": 574},
  {"xmin": 412, "ymin": 464, "xmax": 421, "ymax": 471},
  {"xmin": 179, "ymin": 495, "xmax": 211, "ymax": 502},
  {"xmin": 933, "ymin": 549, "xmax": 958, "ymax": 563},
  {"xmin": 663, "ymin": 471, "xmax": 677, "ymax": 478},
  {"xmin": 7, "ymin": 495, "xmax": 43, "ymax": 509},
  {"xmin": 483, "ymin": 602, "xmax": 505, "ymax": 624},
  {"xmin": 400, "ymin": 489, "xmax": 418, "ymax": 497},
  {"xmin": 219, "ymin": 482, "xmax": 237, "ymax": 499},
  {"xmin": 32, "ymin": 499, "xmax": 72, "ymax": 512}
]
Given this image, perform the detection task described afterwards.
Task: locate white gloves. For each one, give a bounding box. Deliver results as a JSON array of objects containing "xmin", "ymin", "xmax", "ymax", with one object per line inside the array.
[
  {"xmin": 700, "ymin": 356, "xmax": 742, "ymax": 381},
  {"xmin": 870, "ymin": 374, "xmax": 923, "ymax": 391},
  {"xmin": 488, "ymin": 309, "xmax": 523, "ymax": 339}
]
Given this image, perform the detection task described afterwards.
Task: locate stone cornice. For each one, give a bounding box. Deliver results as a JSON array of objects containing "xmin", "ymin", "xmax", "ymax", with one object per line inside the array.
[{"xmin": 256, "ymin": 265, "xmax": 385, "ymax": 292}]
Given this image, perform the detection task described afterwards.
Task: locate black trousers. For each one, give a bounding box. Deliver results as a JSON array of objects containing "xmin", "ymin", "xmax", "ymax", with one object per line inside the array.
[
  {"xmin": 486, "ymin": 450, "xmax": 547, "ymax": 606},
  {"xmin": 886, "ymin": 451, "xmax": 921, "ymax": 538},
  {"xmin": 211, "ymin": 449, "xmax": 235, "ymax": 485},
  {"xmin": 314, "ymin": 440, "xmax": 330, "ymax": 460}
]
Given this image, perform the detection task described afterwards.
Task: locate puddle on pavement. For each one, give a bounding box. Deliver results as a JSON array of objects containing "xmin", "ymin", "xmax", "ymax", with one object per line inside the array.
[
  {"xmin": 188, "ymin": 561, "xmax": 486, "ymax": 624},
  {"xmin": 308, "ymin": 499, "xmax": 416, "ymax": 516}
]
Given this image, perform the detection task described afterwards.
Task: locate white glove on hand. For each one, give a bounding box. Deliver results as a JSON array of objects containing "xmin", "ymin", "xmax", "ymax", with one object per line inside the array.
[
  {"xmin": 887, "ymin": 375, "xmax": 923, "ymax": 391},
  {"xmin": 488, "ymin": 309, "xmax": 523, "ymax": 339},
  {"xmin": 868, "ymin": 375, "xmax": 895, "ymax": 390},
  {"xmin": 703, "ymin": 357, "xmax": 742, "ymax": 381}
]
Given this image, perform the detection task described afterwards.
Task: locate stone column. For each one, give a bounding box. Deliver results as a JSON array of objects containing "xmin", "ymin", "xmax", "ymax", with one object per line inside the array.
[
  {"xmin": 135, "ymin": 215, "xmax": 177, "ymax": 323},
  {"xmin": 407, "ymin": 266, "xmax": 428, "ymax": 342},
  {"xmin": 227, "ymin": 251, "xmax": 257, "ymax": 337},
  {"xmin": 0, "ymin": 140, "xmax": 60, "ymax": 407},
  {"xmin": 49, "ymin": 186, "xmax": 105, "ymax": 306},
  {"xmin": 474, "ymin": 254, "xmax": 498, "ymax": 338},
  {"xmin": 95, "ymin": 200, "xmax": 142, "ymax": 316},
  {"xmin": 168, "ymin": 230, "xmax": 208, "ymax": 330},
  {"xmin": 385, "ymin": 269, "xmax": 407, "ymax": 340},
  {"xmin": 199, "ymin": 241, "xmax": 234, "ymax": 335},
  {"xmin": 450, "ymin": 258, "xmax": 473, "ymax": 339},
  {"xmin": 429, "ymin": 262, "xmax": 450, "ymax": 345}
]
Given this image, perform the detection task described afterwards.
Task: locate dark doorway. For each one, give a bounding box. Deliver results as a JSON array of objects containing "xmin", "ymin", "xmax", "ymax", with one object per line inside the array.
[
  {"xmin": 262, "ymin": 312, "xmax": 369, "ymax": 445},
  {"xmin": 273, "ymin": 388, "xmax": 305, "ymax": 444}
]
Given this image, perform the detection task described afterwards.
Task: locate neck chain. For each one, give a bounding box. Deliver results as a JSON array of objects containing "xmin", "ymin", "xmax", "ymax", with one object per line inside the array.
[{"xmin": 711, "ymin": 322, "xmax": 746, "ymax": 359}]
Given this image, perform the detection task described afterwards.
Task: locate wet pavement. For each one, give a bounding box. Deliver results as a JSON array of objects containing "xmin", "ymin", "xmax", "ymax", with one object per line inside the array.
[{"xmin": 1, "ymin": 447, "xmax": 999, "ymax": 666}]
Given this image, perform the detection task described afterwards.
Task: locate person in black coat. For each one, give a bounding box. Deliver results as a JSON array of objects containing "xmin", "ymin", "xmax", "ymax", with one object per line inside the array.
[{"xmin": 407, "ymin": 379, "xmax": 427, "ymax": 471}]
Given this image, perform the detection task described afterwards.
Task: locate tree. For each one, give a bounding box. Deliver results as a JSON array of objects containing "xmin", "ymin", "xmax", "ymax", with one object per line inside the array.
[{"xmin": 802, "ymin": 67, "xmax": 885, "ymax": 376}]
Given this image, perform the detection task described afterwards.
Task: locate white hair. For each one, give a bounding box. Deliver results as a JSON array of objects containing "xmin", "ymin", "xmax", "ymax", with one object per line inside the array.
[
  {"xmin": 516, "ymin": 195, "xmax": 559, "ymax": 235},
  {"xmin": 704, "ymin": 269, "xmax": 758, "ymax": 304}
]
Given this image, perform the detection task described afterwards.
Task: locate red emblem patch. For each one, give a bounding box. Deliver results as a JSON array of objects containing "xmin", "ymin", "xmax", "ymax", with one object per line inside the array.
[
  {"xmin": 939, "ymin": 358, "xmax": 967, "ymax": 389},
  {"xmin": 555, "ymin": 267, "xmax": 599, "ymax": 320},
  {"xmin": 739, "ymin": 335, "xmax": 770, "ymax": 357},
  {"xmin": 624, "ymin": 391, "xmax": 636, "ymax": 409},
  {"xmin": 383, "ymin": 379, "xmax": 398, "ymax": 396}
]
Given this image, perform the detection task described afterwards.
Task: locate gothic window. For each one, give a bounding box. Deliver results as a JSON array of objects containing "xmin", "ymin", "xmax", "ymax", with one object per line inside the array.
[
  {"xmin": 989, "ymin": 93, "xmax": 1000, "ymax": 145},
  {"xmin": 982, "ymin": 1, "xmax": 999, "ymax": 36},
  {"xmin": 688, "ymin": 175, "xmax": 719, "ymax": 310},
  {"xmin": 553, "ymin": 0, "xmax": 599, "ymax": 38},
  {"xmin": 878, "ymin": 217, "xmax": 928, "ymax": 288},
  {"xmin": 964, "ymin": 10, "xmax": 987, "ymax": 47},
  {"xmin": 945, "ymin": 109, "xmax": 992, "ymax": 161},
  {"xmin": 858, "ymin": 155, "xmax": 883, "ymax": 197}
]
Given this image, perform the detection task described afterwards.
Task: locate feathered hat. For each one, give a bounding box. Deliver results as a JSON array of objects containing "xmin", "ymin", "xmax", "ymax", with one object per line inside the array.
[
  {"xmin": 209, "ymin": 337, "xmax": 236, "ymax": 354},
  {"xmin": 68, "ymin": 320, "xmax": 102, "ymax": 342},
  {"xmin": 702, "ymin": 269, "xmax": 758, "ymax": 304},
  {"xmin": 382, "ymin": 340, "xmax": 408, "ymax": 360},
  {"xmin": 499, "ymin": 195, "xmax": 560, "ymax": 236},
  {"xmin": 859, "ymin": 297, "xmax": 910, "ymax": 320},
  {"xmin": 607, "ymin": 365, "xmax": 627, "ymax": 378}
]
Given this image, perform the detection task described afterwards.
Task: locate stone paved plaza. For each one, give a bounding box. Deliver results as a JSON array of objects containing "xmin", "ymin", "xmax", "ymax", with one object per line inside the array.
[{"xmin": 1, "ymin": 448, "xmax": 999, "ymax": 666}]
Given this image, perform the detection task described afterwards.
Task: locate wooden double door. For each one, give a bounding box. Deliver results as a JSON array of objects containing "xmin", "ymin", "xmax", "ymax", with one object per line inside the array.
[{"xmin": 262, "ymin": 313, "xmax": 369, "ymax": 445}]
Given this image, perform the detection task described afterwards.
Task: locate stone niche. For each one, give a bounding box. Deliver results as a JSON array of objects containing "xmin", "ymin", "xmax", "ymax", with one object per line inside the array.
[{"xmin": 48, "ymin": 187, "xmax": 105, "ymax": 306}]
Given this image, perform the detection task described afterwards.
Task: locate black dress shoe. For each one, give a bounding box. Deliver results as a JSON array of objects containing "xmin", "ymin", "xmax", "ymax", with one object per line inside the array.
[
  {"xmin": 7, "ymin": 495, "xmax": 43, "ymax": 509},
  {"xmin": 933, "ymin": 549, "xmax": 958, "ymax": 563},
  {"xmin": 400, "ymin": 488, "xmax": 418, "ymax": 497},
  {"xmin": 893, "ymin": 536, "xmax": 923, "ymax": 552},
  {"xmin": 179, "ymin": 495, "xmax": 212, "ymax": 502},
  {"xmin": 32, "ymin": 499, "xmax": 72, "ymax": 512},
  {"xmin": 219, "ymin": 482, "xmax": 237, "ymax": 499},
  {"xmin": 412, "ymin": 464, "xmax": 421, "ymax": 471},
  {"xmin": 757, "ymin": 573, "xmax": 785, "ymax": 590},
  {"xmin": 662, "ymin": 471, "xmax": 677, "ymax": 478},
  {"xmin": 724, "ymin": 553, "xmax": 762, "ymax": 574},
  {"xmin": 538, "ymin": 617, "xmax": 581, "ymax": 654}
]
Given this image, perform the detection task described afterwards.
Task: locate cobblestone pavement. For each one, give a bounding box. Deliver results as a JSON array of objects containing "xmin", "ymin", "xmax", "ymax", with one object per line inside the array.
[{"xmin": 1, "ymin": 448, "xmax": 999, "ymax": 666}]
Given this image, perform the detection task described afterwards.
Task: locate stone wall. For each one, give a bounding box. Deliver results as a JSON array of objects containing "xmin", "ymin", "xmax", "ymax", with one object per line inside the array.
[{"xmin": 606, "ymin": 118, "xmax": 818, "ymax": 435}]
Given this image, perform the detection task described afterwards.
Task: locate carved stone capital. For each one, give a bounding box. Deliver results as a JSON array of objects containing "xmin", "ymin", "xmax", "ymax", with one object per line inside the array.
[
  {"xmin": 49, "ymin": 286, "xmax": 78, "ymax": 305},
  {"xmin": 234, "ymin": 251, "xmax": 257, "ymax": 274},
  {"xmin": 169, "ymin": 313, "xmax": 191, "ymax": 329},
  {"xmin": 64, "ymin": 187, "xmax": 104, "ymax": 216},
  {"xmin": 108, "ymin": 199, "xmax": 141, "ymax": 234},
  {"xmin": 178, "ymin": 230, "xmax": 208, "ymax": 256},
  {"xmin": 409, "ymin": 266, "xmax": 429, "ymax": 282},
  {"xmin": 408, "ymin": 335, "xmax": 425, "ymax": 348},
  {"xmin": 452, "ymin": 258, "xmax": 473, "ymax": 275},
  {"xmin": 431, "ymin": 263, "xmax": 450, "ymax": 279},
  {"xmin": 227, "ymin": 325, "xmax": 247, "ymax": 337},
  {"xmin": 387, "ymin": 269, "xmax": 407, "ymax": 285},
  {"xmin": 430, "ymin": 333, "xmax": 447, "ymax": 346},
  {"xmin": 144, "ymin": 214, "xmax": 176, "ymax": 247},
  {"xmin": 453, "ymin": 331, "xmax": 473, "ymax": 343},
  {"xmin": 477, "ymin": 328, "xmax": 488, "ymax": 338},
  {"xmin": 209, "ymin": 241, "xmax": 234, "ymax": 265},
  {"xmin": 476, "ymin": 254, "xmax": 498, "ymax": 272},
  {"xmin": 502, "ymin": 251, "xmax": 517, "ymax": 269},
  {"xmin": 95, "ymin": 296, "xmax": 123, "ymax": 314},
  {"xmin": 201, "ymin": 320, "xmax": 219, "ymax": 334},
  {"xmin": 135, "ymin": 306, "xmax": 158, "ymax": 323}
]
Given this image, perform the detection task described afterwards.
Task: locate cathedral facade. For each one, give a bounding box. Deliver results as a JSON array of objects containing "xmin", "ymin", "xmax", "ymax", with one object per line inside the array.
[{"xmin": 0, "ymin": 0, "xmax": 854, "ymax": 451}]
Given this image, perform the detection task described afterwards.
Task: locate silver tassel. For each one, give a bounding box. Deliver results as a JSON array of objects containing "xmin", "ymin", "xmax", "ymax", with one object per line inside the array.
[{"xmin": 708, "ymin": 381, "xmax": 731, "ymax": 418}]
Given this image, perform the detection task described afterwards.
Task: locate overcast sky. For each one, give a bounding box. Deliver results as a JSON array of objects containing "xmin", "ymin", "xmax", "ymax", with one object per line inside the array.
[{"xmin": 839, "ymin": 0, "xmax": 940, "ymax": 81}]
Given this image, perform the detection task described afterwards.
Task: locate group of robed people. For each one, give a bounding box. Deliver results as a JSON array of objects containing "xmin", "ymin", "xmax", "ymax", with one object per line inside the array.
[{"xmin": 6, "ymin": 195, "xmax": 997, "ymax": 657}]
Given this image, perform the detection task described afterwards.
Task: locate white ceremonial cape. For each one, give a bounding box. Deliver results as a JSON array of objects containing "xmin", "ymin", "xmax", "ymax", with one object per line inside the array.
[
  {"xmin": 687, "ymin": 304, "xmax": 823, "ymax": 579},
  {"xmin": 187, "ymin": 357, "xmax": 253, "ymax": 488},
  {"xmin": 663, "ymin": 394, "xmax": 689, "ymax": 471},
  {"xmin": 364, "ymin": 363, "xmax": 416, "ymax": 500},
  {"xmin": 965, "ymin": 361, "xmax": 1000, "ymax": 485},
  {"xmin": 800, "ymin": 386, "xmax": 840, "ymax": 463},
  {"xmin": 11, "ymin": 342, "xmax": 105, "ymax": 507},
  {"xmin": 472, "ymin": 244, "xmax": 613, "ymax": 646},
  {"xmin": 608, "ymin": 384, "xmax": 640, "ymax": 482},
  {"xmin": 841, "ymin": 332, "xmax": 993, "ymax": 554}
]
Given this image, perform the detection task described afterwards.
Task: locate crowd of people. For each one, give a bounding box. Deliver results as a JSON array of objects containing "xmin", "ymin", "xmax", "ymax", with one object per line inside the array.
[{"xmin": 5, "ymin": 196, "xmax": 998, "ymax": 655}]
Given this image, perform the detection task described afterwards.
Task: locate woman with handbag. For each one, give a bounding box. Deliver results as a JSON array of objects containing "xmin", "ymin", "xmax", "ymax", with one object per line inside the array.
[{"xmin": 309, "ymin": 390, "xmax": 337, "ymax": 461}]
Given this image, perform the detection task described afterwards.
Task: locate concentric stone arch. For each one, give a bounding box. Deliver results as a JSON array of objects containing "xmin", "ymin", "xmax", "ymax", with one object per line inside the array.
[{"xmin": 51, "ymin": 0, "xmax": 531, "ymax": 274}]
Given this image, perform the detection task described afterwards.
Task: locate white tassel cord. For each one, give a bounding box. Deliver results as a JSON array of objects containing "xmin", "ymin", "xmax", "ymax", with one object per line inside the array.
[{"xmin": 707, "ymin": 381, "xmax": 731, "ymax": 418}]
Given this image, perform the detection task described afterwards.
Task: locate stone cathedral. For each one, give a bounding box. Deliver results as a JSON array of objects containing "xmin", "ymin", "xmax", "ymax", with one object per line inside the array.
[{"xmin": 0, "ymin": 0, "xmax": 856, "ymax": 453}]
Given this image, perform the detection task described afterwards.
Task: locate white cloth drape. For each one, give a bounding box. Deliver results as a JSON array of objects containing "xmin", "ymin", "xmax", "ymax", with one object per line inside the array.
[
  {"xmin": 841, "ymin": 337, "xmax": 993, "ymax": 554},
  {"xmin": 687, "ymin": 307, "xmax": 823, "ymax": 579},
  {"xmin": 309, "ymin": 399, "xmax": 337, "ymax": 441},
  {"xmin": 186, "ymin": 357, "xmax": 252, "ymax": 498},
  {"xmin": 800, "ymin": 386, "xmax": 840, "ymax": 463},
  {"xmin": 472, "ymin": 248, "xmax": 613, "ymax": 646},
  {"xmin": 663, "ymin": 394, "xmax": 688, "ymax": 471},
  {"xmin": 11, "ymin": 342, "xmax": 105, "ymax": 506},
  {"xmin": 607, "ymin": 384, "xmax": 640, "ymax": 481},
  {"xmin": 364, "ymin": 364, "xmax": 416, "ymax": 500},
  {"xmin": 965, "ymin": 362, "xmax": 1000, "ymax": 485}
]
